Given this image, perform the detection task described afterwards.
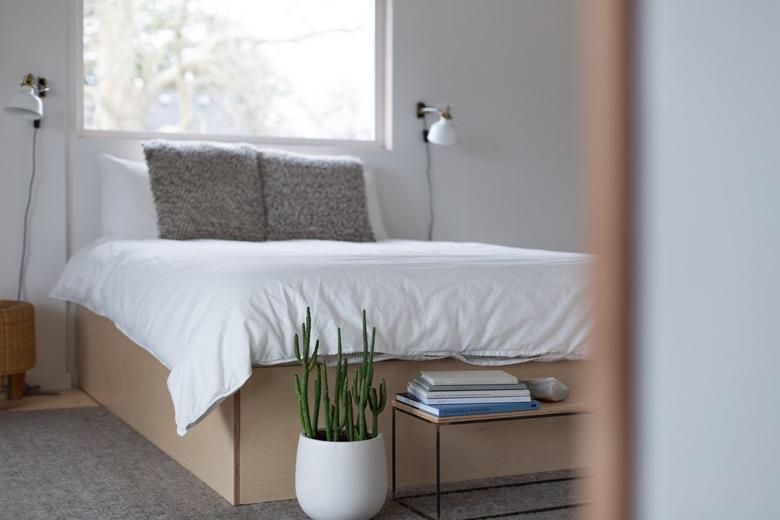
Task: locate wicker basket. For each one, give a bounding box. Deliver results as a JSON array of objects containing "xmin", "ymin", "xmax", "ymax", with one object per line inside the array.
[{"xmin": 0, "ymin": 300, "xmax": 36, "ymax": 376}]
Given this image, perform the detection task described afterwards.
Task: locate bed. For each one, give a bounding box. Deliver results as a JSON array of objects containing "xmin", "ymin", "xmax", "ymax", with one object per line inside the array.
[{"xmin": 53, "ymin": 237, "xmax": 591, "ymax": 504}]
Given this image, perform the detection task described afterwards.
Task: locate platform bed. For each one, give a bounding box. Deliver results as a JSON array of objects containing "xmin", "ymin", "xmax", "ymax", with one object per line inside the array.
[{"xmin": 76, "ymin": 307, "xmax": 588, "ymax": 505}]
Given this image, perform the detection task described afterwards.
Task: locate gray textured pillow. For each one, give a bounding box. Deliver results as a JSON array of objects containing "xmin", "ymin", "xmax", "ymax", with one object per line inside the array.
[
  {"xmin": 143, "ymin": 140, "xmax": 265, "ymax": 241},
  {"xmin": 259, "ymin": 150, "xmax": 375, "ymax": 242}
]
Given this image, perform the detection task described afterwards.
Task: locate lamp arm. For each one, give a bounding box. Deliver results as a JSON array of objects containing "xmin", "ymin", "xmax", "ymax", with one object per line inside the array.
[
  {"xmin": 20, "ymin": 74, "xmax": 48, "ymax": 98},
  {"xmin": 416, "ymin": 102, "xmax": 452, "ymax": 119}
]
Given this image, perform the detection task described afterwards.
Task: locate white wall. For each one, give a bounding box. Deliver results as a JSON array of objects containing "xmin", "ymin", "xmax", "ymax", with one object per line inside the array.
[
  {"xmin": 637, "ymin": 1, "xmax": 780, "ymax": 518},
  {"xmin": 0, "ymin": 0, "xmax": 71, "ymax": 389},
  {"xmin": 0, "ymin": 0, "xmax": 583, "ymax": 389}
]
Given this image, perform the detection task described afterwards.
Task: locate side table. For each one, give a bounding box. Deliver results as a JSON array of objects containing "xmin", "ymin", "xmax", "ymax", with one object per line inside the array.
[{"xmin": 391, "ymin": 398, "xmax": 588, "ymax": 519}]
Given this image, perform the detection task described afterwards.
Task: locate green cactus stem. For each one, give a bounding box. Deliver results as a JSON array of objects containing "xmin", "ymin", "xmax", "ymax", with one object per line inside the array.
[
  {"xmin": 368, "ymin": 379, "xmax": 387, "ymax": 437},
  {"xmin": 345, "ymin": 390, "xmax": 355, "ymax": 441},
  {"xmin": 294, "ymin": 307, "xmax": 319, "ymax": 439},
  {"xmin": 293, "ymin": 374, "xmax": 311, "ymax": 438},
  {"xmin": 333, "ymin": 329, "xmax": 343, "ymax": 437},
  {"xmin": 355, "ymin": 310, "xmax": 377, "ymax": 440},
  {"xmin": 338, "ymin": 374, "xmax": 345, "ymax": 429},
  {"xmin": 321, "ymin": 362, "xmax": 333, "ymax": 441},
  {"xmin": 313, "ymin": 363, "xmax": 322, "ymax": 436}
]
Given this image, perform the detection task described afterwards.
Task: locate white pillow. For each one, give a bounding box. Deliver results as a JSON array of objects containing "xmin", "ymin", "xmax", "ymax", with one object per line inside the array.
[
  {"xmin": 97, "ymin": 154, "xmax": 389, "ymax": 241},
  {"xmin": 98, "ymin": 154, "xmax": 159, "ymax": 240},
  {"xmin": 362, "ymin": 166, "xmax": 389, "ymax": 240}
]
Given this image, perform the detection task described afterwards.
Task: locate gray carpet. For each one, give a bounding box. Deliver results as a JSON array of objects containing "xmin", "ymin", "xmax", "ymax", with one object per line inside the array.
[{"xmin": 0, "ymin": 407, "xmax": 584, "ymax": 519}]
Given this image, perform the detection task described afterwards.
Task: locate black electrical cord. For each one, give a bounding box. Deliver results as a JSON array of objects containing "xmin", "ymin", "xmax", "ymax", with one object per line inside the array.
[
  {"xmin": 422, "ymin": 117, "xmax": 434, "ymax": 241},
  {"xmin": 16, "ymin": 124, "xmax": 38, "ymax": 301}
]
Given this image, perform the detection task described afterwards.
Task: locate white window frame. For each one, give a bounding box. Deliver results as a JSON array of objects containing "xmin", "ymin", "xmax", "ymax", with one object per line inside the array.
[{"xmin": 73, "ymin": 0, "xmax": 390, "ymax": 149}]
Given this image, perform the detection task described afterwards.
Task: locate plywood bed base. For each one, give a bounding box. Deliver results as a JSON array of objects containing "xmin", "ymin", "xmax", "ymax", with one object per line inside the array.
[{"xmin": 76, "ymin": 307, "xmax": 588, "ymax": 505}]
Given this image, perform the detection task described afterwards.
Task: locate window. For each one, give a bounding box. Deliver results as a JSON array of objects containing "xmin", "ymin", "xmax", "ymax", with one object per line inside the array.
[{"xmin": 81, "ymin": 0, "xmax": 382, "ymax": 143}]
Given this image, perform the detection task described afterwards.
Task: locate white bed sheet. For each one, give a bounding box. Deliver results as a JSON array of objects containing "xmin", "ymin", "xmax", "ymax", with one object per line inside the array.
[{"xmin": 51, "ymin": 239, "xmax": 591, "ymax": 435}]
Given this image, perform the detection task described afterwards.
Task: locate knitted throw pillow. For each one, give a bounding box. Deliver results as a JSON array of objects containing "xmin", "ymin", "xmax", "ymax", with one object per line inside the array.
[
  {"xmin": 259, "ymin": 150, "xmax": 375, "ymax": 242},
  {"xmin": 143, "ymin": 140, "xmax": 265, "ymax": 241}
]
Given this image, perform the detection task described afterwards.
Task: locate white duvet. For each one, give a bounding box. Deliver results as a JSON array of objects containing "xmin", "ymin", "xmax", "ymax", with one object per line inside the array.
[{"xmin": 51, "ymin": 239, "xmax": 591, "ymax": 435}]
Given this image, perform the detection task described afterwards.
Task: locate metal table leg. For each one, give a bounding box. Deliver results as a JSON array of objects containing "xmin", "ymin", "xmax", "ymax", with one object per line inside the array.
[
  {"xmin": 392, "ymin": 406, "xmax": 397, "ymax": 500},
  {"xmin": 436, "ymin": 423, "xmax": 441, "ymax": 519}
]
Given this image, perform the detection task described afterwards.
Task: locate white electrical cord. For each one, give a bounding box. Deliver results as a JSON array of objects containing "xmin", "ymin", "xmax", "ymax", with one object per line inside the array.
[{"xmin": 16, "ymin": 125, "xmax": 38, "ymax": 301}]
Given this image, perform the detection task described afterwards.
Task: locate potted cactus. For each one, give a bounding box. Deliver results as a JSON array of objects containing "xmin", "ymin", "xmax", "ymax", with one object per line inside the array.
[{"xmin": 293, "ymin": 308, "xmax": 388, "ymax": 520}]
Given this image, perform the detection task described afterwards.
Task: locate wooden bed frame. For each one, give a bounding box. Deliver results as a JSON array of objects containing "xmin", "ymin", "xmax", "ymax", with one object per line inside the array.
[{"xmin": 75, "ymin": 307, "xmax": 588, "ymax": 505}]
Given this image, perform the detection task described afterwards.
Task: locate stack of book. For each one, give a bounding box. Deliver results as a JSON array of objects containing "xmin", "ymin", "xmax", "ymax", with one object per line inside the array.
[{"xmin": 396, "ymin": 370, "xmax": 540, "ymax": 417}]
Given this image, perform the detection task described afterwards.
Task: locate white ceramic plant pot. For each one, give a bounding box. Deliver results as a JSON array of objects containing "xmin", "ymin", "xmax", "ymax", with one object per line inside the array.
[{"xmin": 295, "ymin": 432, "xmax": 387, "ymax": 520}]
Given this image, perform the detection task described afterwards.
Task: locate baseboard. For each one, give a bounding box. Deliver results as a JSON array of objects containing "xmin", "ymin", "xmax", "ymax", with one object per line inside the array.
[{"xmin": 24, "ymin": 371, "xmax": 73, "ymax": 390}]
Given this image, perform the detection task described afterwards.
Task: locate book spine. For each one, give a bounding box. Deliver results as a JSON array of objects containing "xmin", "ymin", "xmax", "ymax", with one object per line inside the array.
[
  {"xmin": 421, "ymin": 376, "xmax": 518, "ymax": 386},
  {"xmin": 421, "ymin": 390, "xmax": 531, "ymax": 399},
  {"xmin": 437, "ymin": 403, "xmax": 539, "ymax": 416},
  {"xmin": 424, "ymin": 397, "xmax": 532, "ymax": 404},
  {"xmin": 396, "ymin": 393, "xmax": 541, "ymax": 417},
  {"xmin": 408, "ymin": 385, "xmax": 531, "ymax": 404},
  {"xmin": 409, "ymin": 382, "xmax": 530, "ymax": 398},
  {"xmin": 414, "ymin": 380, "xmax": 529, "ymax": 392},
  {"xmin": 396, "ymin": 394, "xmax": 439, "ymax": 416}
]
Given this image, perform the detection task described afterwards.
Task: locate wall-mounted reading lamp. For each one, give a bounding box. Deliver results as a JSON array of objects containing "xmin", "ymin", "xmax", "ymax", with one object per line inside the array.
[
  {"xmin": 4, "ymin": 73, "xmax": 47, "ymax": 123},
  {"xmin": 416, "ymin": 102, "xmax": 457, "ymax": 146},
  {"xmin": 417, "ymin": 101, "xmax": 457, "ymax": 241},
  {"xmin": 3, "ymin": 73, "xmax": 47, "ymax": 303}
]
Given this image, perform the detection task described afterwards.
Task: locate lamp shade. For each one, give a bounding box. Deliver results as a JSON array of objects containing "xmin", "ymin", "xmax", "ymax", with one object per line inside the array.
[
  {"xmin": 427, "ymin": 115, "xmax": 457, "ymax": 146},
  {"xmin": 4, "ymin": 86, "xmax": 43, "ymax": 120}
]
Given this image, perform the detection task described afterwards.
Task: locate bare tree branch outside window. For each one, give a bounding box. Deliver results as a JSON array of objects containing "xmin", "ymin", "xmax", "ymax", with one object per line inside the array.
[{"xmin": 83, "ymin": 0, "xmax": 376, "ymax": 141}]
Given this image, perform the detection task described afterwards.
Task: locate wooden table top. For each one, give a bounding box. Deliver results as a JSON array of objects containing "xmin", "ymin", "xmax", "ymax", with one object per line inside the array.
[{"xmin": 392, "ymin": 396, "xmax": 589, "ymax": 425}]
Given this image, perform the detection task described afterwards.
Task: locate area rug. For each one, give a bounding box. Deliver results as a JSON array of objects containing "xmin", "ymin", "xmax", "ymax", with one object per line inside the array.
[{"xmin": 0, "ymin": 407, "xmax": 584, "ymax": 519}]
